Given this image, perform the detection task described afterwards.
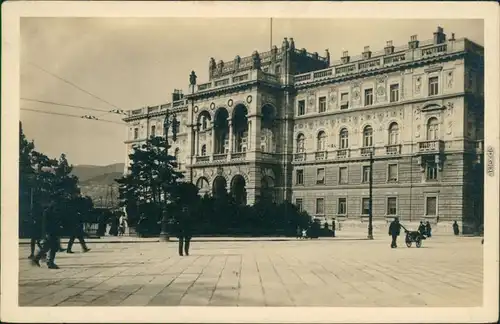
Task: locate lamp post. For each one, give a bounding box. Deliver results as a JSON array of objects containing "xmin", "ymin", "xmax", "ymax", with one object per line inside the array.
[
  {"xmin": 159, "ymin": 109, "xmax": 178, "ymax": 242},
  {"xmin": 368, "ymin": 149, "xmax": 374, "ymax": 240}
]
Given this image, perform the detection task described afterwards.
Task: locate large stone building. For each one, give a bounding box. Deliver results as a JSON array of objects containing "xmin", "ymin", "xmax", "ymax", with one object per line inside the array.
[{"xmin": 123, "ymin": 27, "xmax": 484, "ymax": 230}]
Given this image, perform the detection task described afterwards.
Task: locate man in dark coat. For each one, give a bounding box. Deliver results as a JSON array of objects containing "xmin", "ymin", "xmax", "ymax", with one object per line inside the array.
[
  {"xmin": 28, "ymin": 211, "xmax": 44, "ymax": 259},
  {"xmin": 66, "ymin": 212, "xmax": 90, "ymax": 253},
  {"xmin": 331, "ymin": 220, "xmax": 336, "ymax": 237},
  {"xmin": 176, "ymin": 206, "xmax": 193, "ymax": 256},
  {"xmin": 418, "ymin": 221, "xmax": 426, "ymax": 235},
  {"xmin": 452, "ymin": 221, "xmax": 460, "ymax": 235},
  {"xmin": 388, "ymin": 217, "xmax": 401, "ymax": 248},
  {"xmin": 425, "ymin": 221, "xmax": 432, "ymax": 237},
  {"xmin": 31, "ymin": 203, "xmax": 63, "ymax": 269}
]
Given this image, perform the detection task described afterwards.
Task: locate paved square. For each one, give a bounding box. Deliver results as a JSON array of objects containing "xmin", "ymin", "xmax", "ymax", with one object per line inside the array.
[{"xmin": 19, "ymin": 235, "xmax": 483, "ymax": 307}]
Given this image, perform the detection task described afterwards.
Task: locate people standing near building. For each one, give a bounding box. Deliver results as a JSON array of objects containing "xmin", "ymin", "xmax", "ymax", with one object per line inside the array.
[
  {"xmin": 118, "ymin": 214, "xmax": 128, "ymax": 236},
  {"xmin": 388, "ymin": 217, "xmax": 401, "ymax": 248},
  {"xmin": 452, "ymin": 221, "xmax": 460, "ymax": 236},
  {"xmin": 425, "ymin": 221, "xmax": 432, "ymax": 238},
  {"xmin": 331, "ymin": 220, "xmax": 336, "ymax": 238},
  {"xmin": 296, "ymin": 226, "xmax": 301, "ymax": 239},
  {"xmin": 176, "ymin": 206, "xmax": 193, "ymax": 256},
  {"xmin": 66, "ymin": 212, "xmax": 91, "ymax": 254},
  {"xmin": 31, "ymin": 202, "xmax": 63, "ymax": 269}
]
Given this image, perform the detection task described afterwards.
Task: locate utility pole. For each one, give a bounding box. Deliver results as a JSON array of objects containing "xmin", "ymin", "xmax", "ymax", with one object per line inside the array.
[
  {"xmin": 159, "ymin": 106, "xmax": 178, "ymax": 242},
  {"xmin": 368, "ymin": 149, "xmax": 374, "ymax": 240}
]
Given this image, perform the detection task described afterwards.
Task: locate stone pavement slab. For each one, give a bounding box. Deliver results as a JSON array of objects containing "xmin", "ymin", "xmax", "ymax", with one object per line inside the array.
[{"xmin": 19, "ymin": 235, "xmax": 483, "ymax": 307}]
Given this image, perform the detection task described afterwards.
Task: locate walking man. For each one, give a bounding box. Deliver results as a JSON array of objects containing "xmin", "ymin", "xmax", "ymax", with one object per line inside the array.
[
  {"xmin": 176, "ymin": 206, "xmax": 193, "ymax": 256},
  {"xmin": 28, "ymin": 211, "xmax": 44, "ymax": 259},
  {"xmin": 388, "ymin": 217, "xmax": 401, "ymax": 248},
  {"xmin": 66, "ymin": 212, "xmax": 90, "ymax": 254},
  {"xmin": 31, "ymin": 202, "xmax": 63, "ymax": 269}
]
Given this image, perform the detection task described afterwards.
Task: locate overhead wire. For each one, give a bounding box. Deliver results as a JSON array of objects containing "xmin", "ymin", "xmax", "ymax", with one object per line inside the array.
[
  {"xmin": 21, "ymin": 108, "xmax": 127, "ymax": 125},
  {"xmin": 27, "ymin": 61, "xmax": 123, "ymax": 111}
]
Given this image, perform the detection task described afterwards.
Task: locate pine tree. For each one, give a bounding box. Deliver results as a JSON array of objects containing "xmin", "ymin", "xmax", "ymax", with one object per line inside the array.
[{"xmin": 116, "ymin": 136, "xmax": 184, "ymax": 226}]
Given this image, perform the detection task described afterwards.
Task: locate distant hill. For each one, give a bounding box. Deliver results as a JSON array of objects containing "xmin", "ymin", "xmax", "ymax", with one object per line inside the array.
[
  {"xmin": 72, "ymin": 163, "xmax": 125, "ymax": 182},
  {"xmin": 72, "ymin": 163, "xmax": 124, "ymax": 207}
]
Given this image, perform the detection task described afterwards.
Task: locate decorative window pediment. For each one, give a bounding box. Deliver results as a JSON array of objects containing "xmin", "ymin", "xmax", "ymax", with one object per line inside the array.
[{"xmin": 421, "ymin": 103, "xmax": 445, "ymax": 112}]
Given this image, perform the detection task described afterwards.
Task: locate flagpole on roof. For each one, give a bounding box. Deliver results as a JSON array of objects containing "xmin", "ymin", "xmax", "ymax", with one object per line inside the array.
[{"xmin": 270, "ymin": 17, "xmax": 273, "ymax": 50}]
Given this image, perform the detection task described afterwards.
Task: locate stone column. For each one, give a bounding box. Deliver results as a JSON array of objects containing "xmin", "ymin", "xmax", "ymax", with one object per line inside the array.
[
  {"xmin": 195, "ymin": 125, "xmax": 200, "ymax": 156},
  {"xmin": 228, "ymin": 118, "xmax": 233, "ymax": 161},
  {"xmin": 210, "ymin": 121, "xmax": 216, "ymax": 161}
]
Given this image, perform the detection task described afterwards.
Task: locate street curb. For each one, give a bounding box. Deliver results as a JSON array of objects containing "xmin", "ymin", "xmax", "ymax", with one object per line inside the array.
[{"xmin": 18, "ymin": 237, "xmax": 372, "ymax": 245}]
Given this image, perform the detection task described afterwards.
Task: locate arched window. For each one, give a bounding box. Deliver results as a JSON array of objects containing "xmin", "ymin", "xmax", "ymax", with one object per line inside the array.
[
  {"xmin": 388, "ymin": 122, "xmax": 399, "ymax": 145},
  {"xmin": 363, "ymin": 126, "xmax": 373, "ymax": 147},
  {"xmin": 427, "ymin": 117, "xmax": 439, "ymax": 140},
  {"xmin": 317, "ymin": 131, "xmax": 327, "ymax": 151},
  {"xmin": 201, "ymin": 144, "xmax": 207, "ymax": 156},
  {"xmin": 296, "ymin": 134, "xmax": 305, "ymax": 153},
  {"xmin": 339, "ymin": 128, "xmax": 349, "ymax": 149}
]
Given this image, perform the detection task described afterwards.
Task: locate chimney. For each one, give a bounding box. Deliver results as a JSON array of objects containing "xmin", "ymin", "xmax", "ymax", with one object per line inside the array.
[
  {"xmin": 341, "ymin": 50, "xmax": 350, "ymax": 64},
  {"xmin": 362, "ymin": 46, "xmax": 372, "ymax": 59},
  {"xmin": 384, "ymin": 40, "xmax": 394, "ymax": 55},
  {"xmin": 433, "ymin": 26, "xmax": 446, "ymax": 44},
  {"xmin": 408, "ymin": 34, "xmax": 419, "ymax": 49}
]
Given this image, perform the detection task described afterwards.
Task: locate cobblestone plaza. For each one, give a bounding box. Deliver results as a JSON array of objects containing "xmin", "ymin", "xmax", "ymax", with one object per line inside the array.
[{"xmin": 19, "ymin": 235, "xmax": 482, "ymax": 307}]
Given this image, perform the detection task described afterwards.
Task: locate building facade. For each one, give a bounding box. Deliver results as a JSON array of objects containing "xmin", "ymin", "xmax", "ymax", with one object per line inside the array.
[{"xmin": 123, "ymin": 27, "xmax": 484, "ymax": 230}]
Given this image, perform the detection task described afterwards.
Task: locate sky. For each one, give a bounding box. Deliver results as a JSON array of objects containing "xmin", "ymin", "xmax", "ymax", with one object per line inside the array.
[{"xmin": 20, "ymin": 18, "xmax": 484, "ymax": 166}]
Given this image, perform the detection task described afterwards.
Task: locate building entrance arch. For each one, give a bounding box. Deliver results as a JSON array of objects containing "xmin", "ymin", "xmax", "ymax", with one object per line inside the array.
[{"xmin": 230, "ymin": 174, "xmax": 247, "ymax": 205}]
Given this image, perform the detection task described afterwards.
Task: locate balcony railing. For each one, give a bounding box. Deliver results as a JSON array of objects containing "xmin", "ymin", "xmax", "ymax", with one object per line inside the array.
[
  {"xmin": 336, "ymin": 149, "xmax": 350, "ymax": 159},
  {"xmin": 418, "ymin": 140, "xmax": 444, "ymax": 153},
  {"xmin": 360, "ymin": 147, "xmax": 374, "ymax": 157},
  {"xmin": 294, "ymin": 152, "xmax": 306, "ymax": 161},
  {"xmin": 292, "ymin": 38, "xmax": 466, "ymax": 86},
  {"xmin": 385, "ymin": 144, "xmax": 401, "ymax": 155},
  {"xmin": 196, "ymin": 155, "xmax": 210, "ymax": 163},
  {"xmin": 231, "ymin": 152, "xmax": 246, "ymax": 160},
  {"xmin": 315, "ymin": 151, "xmax": 327, "ymax": 160},
  {"xmin": 213, "ymin": 153, "xmax": 227, "ymax": 161}
]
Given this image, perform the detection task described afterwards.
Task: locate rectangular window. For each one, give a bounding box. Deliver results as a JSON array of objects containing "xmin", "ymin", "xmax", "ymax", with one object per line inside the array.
[
  {"xmin": 318, "ymin": 96, "xmax": 327, "ymax": 113},
  {"xmin": 390, "ymin": 84, "xmax": 399, "ymax": 102},
  {"xmin": 362, "ymin": 166, "xmax": 371, "ymax": 183},
  {"xmin": 338, "ymin": 198, "xmax": 347, "ymax": 215},
  {"xmin": 426, "ymin": 196, "xmax": 437, "ymax": 216},
  {"xmin": 429, "ymin": 76, "xmax": 439, "ymax": 96},
  {"xmin": 298, "ymin": 100, "xmax": 306, "ymax": 116},
  {"xmin": 151, "ymin": 125, "xmax": 156, "ymax": 137},
  {"xmin": 316, "ymin": 168, "xmax": 325, "ymax": 185},
  {"xmin": 339, "ymin": 167, "xmax": 348, "ymax": 184},
  {"xmin": 316, "ymin": 198, "xmax": 325, "ymax": 215},
  {"xmin": 364, "ymin": 88, "xmax": 373, "ymax": 106},
  {"xmin": 340, "ymin": 92, "xmax": 349, "ymax": 110},
  {"xmin": 362, "ymin": 198, "xmax": 370, "ymax": 215},
  {"xmin": 296, "ymin": 169, "xmax": 304, "ymax": 185},
  {"xmin": 388, "ymin": 164, "xmax": 398, "ymax": 182},
  {"xmin": 295, "ymin": 198, "xmax": 303, "ymax": 212},
  {"xmin": 426, "ymin": 162, "xmax": 438, "ymax": 181},
  {"xmin": 276, "ymin": 65, "xmax": 281, "ymax": 74},
  {"xmin": 134, "ymin": 128, "xmax": 139, "ymax": 139},
  {"xmin": 387, "ymin": 197, "xmax": 397, "ymax": 215}
]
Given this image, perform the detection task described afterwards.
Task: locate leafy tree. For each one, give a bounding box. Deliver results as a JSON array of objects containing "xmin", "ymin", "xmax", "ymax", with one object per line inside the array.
[
  {"xmin": 19, "ymin": 123, "xmax": 95, "ymax": 237},
  {"xmin": 116, "ymin": 136, "xmax": 184, "ymax": 228}
]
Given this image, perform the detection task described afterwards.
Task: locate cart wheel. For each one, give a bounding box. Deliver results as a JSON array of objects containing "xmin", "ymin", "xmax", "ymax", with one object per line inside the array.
[
  {"xmin": 406, "ymin": 241, "xmax": 412, "ymax": 248},
  {"xmin": 416, "ymin": 238, "xmax": 422, "ymax": 248}
]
